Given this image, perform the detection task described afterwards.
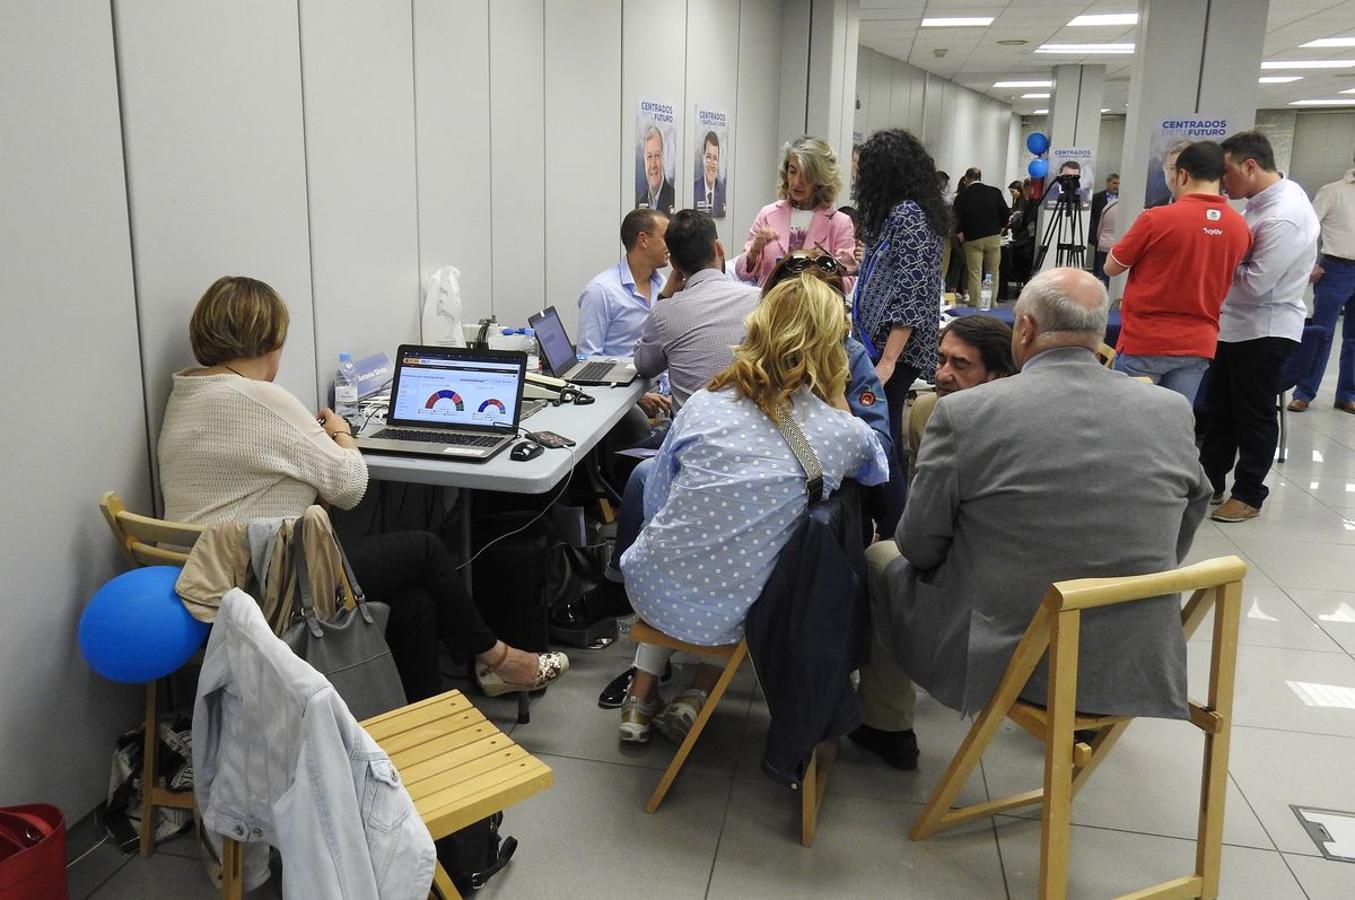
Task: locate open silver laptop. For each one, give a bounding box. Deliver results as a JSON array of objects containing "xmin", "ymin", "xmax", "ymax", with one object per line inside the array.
[
  {"xmin": 357, "ymin": 345, "xmax": 525, "ymax": 461},
  {"xmin": 529, "ymin": 305, "xmax": 637, "ymax": 386}
]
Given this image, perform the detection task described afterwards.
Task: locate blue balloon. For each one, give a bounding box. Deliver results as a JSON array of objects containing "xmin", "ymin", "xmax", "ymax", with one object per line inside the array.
[
  {"xmin": 1028, "ymin": 158, "xmax": 1049, "ymax": 180},
  {"xmin": 79, "ymin": 566, "xmax": 209, "ymax": 683},
  {"xmin": 1026, "ymin": 131, "xmax": 1050, "ymax": 156}
]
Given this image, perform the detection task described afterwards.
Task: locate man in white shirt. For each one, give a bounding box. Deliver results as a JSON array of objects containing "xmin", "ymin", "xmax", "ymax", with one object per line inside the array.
[
  {"xmin": 1203, "ymin": 131, "xmax": 1320, "ymax": 523},
  {"xmin": 576, "ymin": 208, "xmax": 669, "ymax": 358},
  {"xmin": 1289, "ymin": 159, "xmax": 1355, "ymax": 415}
]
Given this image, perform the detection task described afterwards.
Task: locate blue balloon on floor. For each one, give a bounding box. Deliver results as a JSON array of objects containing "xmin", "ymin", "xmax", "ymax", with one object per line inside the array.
[
  {"xmin": 79, "ymin": 566, "xmax": 209, "ymax": 683},
  {"xmin": 1026, "ymin": 131, "xmax": 1050, "ymax": 156},
  {"xmin": 1028, "ymin": 158, "xmax": 1049, "ymax": 180}
]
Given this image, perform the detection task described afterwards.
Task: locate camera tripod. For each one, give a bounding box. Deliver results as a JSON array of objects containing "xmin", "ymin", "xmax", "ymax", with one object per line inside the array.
[{"xmin": 1032, "ymin": 184, "xmax": 1085, "ymax": 272}]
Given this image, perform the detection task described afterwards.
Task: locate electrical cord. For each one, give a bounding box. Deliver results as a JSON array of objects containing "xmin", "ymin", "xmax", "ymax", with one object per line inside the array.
[{"xmin": 455, "ymin": 441, "xmax": 576, "ymax": 571}]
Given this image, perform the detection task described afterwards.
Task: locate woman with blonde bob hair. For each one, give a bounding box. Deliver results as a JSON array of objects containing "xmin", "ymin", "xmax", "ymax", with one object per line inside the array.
[
  {"xmin": 734, "ymin": 136, "xmax": 858, "ymax": 289},
  {"xmin": 613, "ymin": 274, "xmax": 889, "ymax": 744}
]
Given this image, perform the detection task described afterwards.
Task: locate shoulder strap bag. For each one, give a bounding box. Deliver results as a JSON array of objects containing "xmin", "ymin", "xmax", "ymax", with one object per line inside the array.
[{"xmin": 771, "ymin": 399, "xmax": 824, "ymax": 506}]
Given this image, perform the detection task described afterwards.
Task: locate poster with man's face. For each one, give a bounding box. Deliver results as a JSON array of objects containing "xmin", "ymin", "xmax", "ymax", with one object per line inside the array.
[
  {"xmin": 636, "ymin": 97, "xmax": 677, "ymax": 216},
  {"xmin": 1043, "ymin": 147, "xmax": 1094, "ymax": 210},
  {"xmin": 1145, "ymin": 116, "xmax": 1231, "ymax": 207},
  {"xmin": 693, "ymin": 105, "xmax": 729, "ymax": 218}
]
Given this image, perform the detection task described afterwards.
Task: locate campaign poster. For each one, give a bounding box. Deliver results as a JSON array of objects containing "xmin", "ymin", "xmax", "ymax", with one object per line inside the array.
[
  {"xmin": 692, "ymin": 105, "xmax": 729, "ymax": 218},
  {"xmin": 1042, "ymin": 147, "xmax": 1094, "ymax": 210},
  {"xmin": 635, "ymin": 97, "xmax": 677, "ymax": 216},
  {"xmin": 1145, "ymin": 115, "xmax": 1231, "ymax": 207}
]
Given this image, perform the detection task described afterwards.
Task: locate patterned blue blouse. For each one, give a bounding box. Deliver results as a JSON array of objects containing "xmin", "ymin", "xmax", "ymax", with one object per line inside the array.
[{"xmin": 852, "ymin": 200, "xmax": 942, "ymax": 379}]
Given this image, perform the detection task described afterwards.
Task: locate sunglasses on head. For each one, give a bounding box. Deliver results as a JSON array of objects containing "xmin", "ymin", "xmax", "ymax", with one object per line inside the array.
[{"xmin": 782, "ymin": 253, "xmax": 840, "ymax": 275}]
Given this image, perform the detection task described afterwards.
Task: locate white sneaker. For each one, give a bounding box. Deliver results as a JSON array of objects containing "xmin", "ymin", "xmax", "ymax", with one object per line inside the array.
[{"xmin": 618, "ymin": 695, "xmax": 659, "ymax": 744}]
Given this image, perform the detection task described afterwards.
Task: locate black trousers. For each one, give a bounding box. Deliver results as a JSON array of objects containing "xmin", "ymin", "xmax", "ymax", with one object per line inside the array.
[
  {"xmin": 1200, "ymin": 337, "xmax": 1296, "ymax": 508},
  {"xmin": 875, "ymin": 363, "xmax": 920, "ymax": 537},
  {"xmin": 345, "ymin": 530, "xmax": 498, "ymax": 702}
]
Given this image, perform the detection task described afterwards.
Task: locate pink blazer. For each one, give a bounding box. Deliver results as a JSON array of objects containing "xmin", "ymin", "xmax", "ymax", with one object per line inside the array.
[{"xmin": 734, "ymin": 199, "xmax": 857, "ymax": 292}]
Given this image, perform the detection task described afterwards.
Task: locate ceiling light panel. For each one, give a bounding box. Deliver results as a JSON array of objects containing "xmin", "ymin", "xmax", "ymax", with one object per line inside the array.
[
  {"xmin": 1021, "ymin": 92, "xmax": 1050, "ymax": 98},
  {"xmin": 1262, "ymin": 60, "xmax": 1355, "ymax": 69},
  {"xmin": 1036, "ymin": 43, "xmax": 1135, "ymax": 54},
  {"xmin": 1300, "ymin": 38, "xmax": 1355, "ymax": 48},
  {"xmin": 921, "ymin": 17, "xmax": 993, "ymax": 28},
  {"xmin": 1259, "ymin": 76, "xmax": 1303, "ymax": 83},
  {"xmin": 1067, "ymin": 14, "xmax": 1139, "ymax": 27},
  {"xmin": 994, "ymin": 80, "xmax": 1053, "ymax": 88}
]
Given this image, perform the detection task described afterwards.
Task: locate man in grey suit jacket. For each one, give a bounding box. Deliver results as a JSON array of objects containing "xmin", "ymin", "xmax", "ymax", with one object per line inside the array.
[{"xmin": 851, "ymin": 267, "xmax": 1213, "ymax": 771}]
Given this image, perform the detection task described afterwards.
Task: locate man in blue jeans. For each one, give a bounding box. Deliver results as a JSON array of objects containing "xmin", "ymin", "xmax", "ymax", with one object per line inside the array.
[{"xmin": 1289, "ymin": 163, "xmax": 1355, "ymax": 414}]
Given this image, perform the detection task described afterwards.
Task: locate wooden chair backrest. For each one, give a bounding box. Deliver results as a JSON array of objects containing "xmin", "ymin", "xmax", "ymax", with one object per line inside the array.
[
  {"xmin": 99, "ymin": 490, "xmax": 203, "ymax": 568},
  {"xmin": 1096, "ymin": 342, "xmax": 1116, "ymax": 369}
]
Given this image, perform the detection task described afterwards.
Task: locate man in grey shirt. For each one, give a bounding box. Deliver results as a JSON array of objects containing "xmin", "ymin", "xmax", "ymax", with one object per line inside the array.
[{"xmin": 634, "ymin": 209, "xmax": 760, "ymax": 409}]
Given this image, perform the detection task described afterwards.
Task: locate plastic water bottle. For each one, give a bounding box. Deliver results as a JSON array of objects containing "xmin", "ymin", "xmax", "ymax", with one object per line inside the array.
[
  {"xmin": 334, "ymin": 352, "xmax": 360, "ymax": 419},
  {"xmin": 979, "ymin": 273, "xmax": 994, "ymax": 311}
]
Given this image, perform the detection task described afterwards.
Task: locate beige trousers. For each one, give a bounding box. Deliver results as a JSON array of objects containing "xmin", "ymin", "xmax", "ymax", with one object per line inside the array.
[
  {"xmin": 857, "ymin": 541, "xmax": 917, "ymax": 730},
  {"xmin": 962, "ymin": 234, "xmax": 1002, "ymax": 305}
]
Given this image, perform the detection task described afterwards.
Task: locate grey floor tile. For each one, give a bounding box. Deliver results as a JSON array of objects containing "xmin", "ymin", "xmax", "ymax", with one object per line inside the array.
[
  {"xmin": 1286, "ymin": 588, "xmax": 1355, "ymax": 657},
  {"xmin": 1187, "ymin": 583, "xmax": 1346, "ymax": 654},
  {"xmin": 1187, "ymin": 643, "xmax": 1355, "ymax": 738},
  {"xmin": 477, "ymin": 753, "xmax": 731, "ymax": 899},
  {"xmin": 707, "ymin": 782, "xmax": 1006, "ymax": 899},
  {"xmin": 511, "ymin": 647, "xmax": 754, "ymax": 777},
  {"xmin": 981, "ymin": 717, "xmax": 1273, "ymax": 849},
  {"xmin": 65, "ymin": 813, "xmax": 132, "ymax": 900},
  {"xmin": 1228, "ymin": 726, "xmax": 1355, "ymax": 856},
  {"xmin": 734, "ymin": 691, "xmax": 989, "ymax": 808},
  {"xmin": 1223, "ymin": 537, "xmax": 1355, "ymax": 592},
  {"xmin": 1282, "ymin": 852, "xmax": 1355, "ymax": 899},
  {"xmin": 994, "ymin": 817, "xmax": 1305, "ymax": 898}
]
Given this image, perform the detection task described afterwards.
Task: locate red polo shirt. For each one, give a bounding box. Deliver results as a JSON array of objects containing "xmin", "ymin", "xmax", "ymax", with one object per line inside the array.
[{"xmin": 1109, "ymin": 193, "xmax": 1252, "ymax": 358}]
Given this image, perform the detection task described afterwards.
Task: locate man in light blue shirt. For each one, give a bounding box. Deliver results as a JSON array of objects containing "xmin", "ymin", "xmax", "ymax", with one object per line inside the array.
[{"xmin": 577, "ymin": 209, "xmax": 669, "ymax": 357}]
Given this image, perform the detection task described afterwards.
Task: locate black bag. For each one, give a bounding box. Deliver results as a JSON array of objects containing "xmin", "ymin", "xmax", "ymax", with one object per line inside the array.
[
  {"xmin": 469, "ymin": 511, "xmax": 554, "ymax": 651},
  {"xmin": 435, "ymin": 812, "xmax": 516, "ymax": 894}
]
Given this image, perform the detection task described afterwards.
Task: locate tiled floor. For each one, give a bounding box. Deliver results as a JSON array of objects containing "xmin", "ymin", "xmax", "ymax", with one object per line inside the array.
[{"xmin": 69, "ymin": 342, "xmax": 1355, "ymax": 898}]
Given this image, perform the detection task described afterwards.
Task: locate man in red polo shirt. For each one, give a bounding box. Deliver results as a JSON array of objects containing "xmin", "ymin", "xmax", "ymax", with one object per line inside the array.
[{"xmin": 1104, "ymin": 141, "xmax": 1252, "ymax": 402}]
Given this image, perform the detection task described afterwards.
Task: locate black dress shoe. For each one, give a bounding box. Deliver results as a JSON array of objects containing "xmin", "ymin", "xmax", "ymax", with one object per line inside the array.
[
  {"xmin": 848, "ymin": 724, "xmax": 919, "ymax": 771},
  {"xmin": 597, "ymin": 663, "xmax": 673, "ymax": 709},
  {"xmin": 550, "ymin": 580, "xmax": 634, "ymax": 648}
]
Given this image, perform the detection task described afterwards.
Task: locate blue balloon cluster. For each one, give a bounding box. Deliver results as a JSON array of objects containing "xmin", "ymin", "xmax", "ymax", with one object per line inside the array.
[
  {"xmin": 79, "ymin": 566, "xmax": 209, "ymax": 683},
  {"xmin": 1026, "ymin": 131, "xmax": 1050, "ymax": 155},
  {"xmin": 1028, "ymin": 158, "xmax": 1049, "ymax": 179}
]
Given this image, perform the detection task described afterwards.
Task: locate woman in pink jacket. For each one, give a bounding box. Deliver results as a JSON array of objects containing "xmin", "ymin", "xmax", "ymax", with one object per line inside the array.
[{"xmin": 735, "ymin": 136, "xmax": 857, "ymax": 290}]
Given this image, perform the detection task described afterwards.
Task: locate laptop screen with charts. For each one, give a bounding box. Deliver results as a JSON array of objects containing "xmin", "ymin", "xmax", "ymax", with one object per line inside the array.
[
  {"xmin": 356, "ymin": 346, "xmax": 526, "ymax": 461},
  {"xmin": 529, "ymin": 306, "xmax": 637, "ymax": 386}
]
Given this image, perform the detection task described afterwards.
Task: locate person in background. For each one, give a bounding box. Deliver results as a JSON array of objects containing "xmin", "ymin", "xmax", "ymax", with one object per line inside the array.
[
  {"xmin": 638, "ymin": 125, "xmax": 675, "ymax": 215},
  {"xmin": 158, "ymin": 277, "xmax": 569, "ymax": 703},
  {"xmin": 1104, "ymin": 141, "xmax": 1250, "ymax": 404},
  {"xmin": 1089, "ymin": 172, "xmax": 1120, "ymax": 282},
  {"xmin": 1289, "ymin": 156, "xmax": 1355, "ymax": 415},
  {"xmin": 952, "ymin": 166, "xmax": 1011, "ymax": 307},
  {"xmin": 852, "ymin": 268, "xmax": 1210, "ymax": 771},
  {"xmin": 617, "ymin": 275, "xmax": 889, "ymax": 744},
  {"xmin": 693, "ymin": 131, "xmax": 727, "ymax": 218},
  {"xmin": 852, "ymin": 128, "xmax": 950, "ymax": 536},
  {"xmin": 837, "ymin": 204, "xmax": 866, "ymax": 274},
  {"xmin": 1204, "ymin": 131, "xmax": 1319, "ymax": 523},
  {"xmin": 1007, "ymin": 180, "xmax": 1024, "ymax": 210},
  {"xmin": 736, "ymin": 136, "xmax": 856, "ymax": 289},
  {"xmin": 937, "ymin": 170, "xmax": 958, "ymax": 297},
  {"xmin": 907, "ymin": 315, "xmax": 1016, "ymax": 482},
  {"xmin": 1007, "ymin": 178, "xmax": 1038, "ymax": 288}
]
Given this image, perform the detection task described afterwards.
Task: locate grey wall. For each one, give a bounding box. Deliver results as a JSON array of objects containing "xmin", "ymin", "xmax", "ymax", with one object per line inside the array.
[
  {"xmin": 1289, "ymin": 112, "xmax": 1355, "ymax": 197},
  {"xmin": 0, "ymin": 0, "xmax": 800, "ymax": 821},
  {"xmin": 854, "ymin": 46, "xmax": 1018, "ymax": 189},
  {"xmin": 1, "ymin": 1, "xmax": 147, "ymax": 814}
]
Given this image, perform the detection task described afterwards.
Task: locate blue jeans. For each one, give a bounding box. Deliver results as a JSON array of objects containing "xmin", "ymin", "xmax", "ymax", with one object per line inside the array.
[
  {"xmin": 1113, "ymin": 353, "xmax": 1210, "ymax": 404},
  {"xmin": 608, "ymin": 456, "xmax": 653, "ymax": 575},
  {"xmin": 1295, "ymin": 256, "xmax": 1355, "ymax": 404}
]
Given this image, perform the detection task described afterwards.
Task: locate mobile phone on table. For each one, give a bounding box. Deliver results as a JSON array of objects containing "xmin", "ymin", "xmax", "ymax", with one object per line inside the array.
[{"xmin": 528, "ymin": 430, "xmax": 575, "ymax": 449}]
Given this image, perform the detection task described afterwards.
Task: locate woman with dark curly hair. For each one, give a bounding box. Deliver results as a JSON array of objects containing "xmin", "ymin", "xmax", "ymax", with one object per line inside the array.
[{"xmin": 852, "ymin": 129, "xmax": 951, "ymax": 531}]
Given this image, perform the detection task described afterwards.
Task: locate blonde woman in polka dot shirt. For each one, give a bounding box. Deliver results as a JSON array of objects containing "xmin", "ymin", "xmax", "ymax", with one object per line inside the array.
[{"xmin": 616, "ymin": 274, "xmax": 889, "ymax": 744}]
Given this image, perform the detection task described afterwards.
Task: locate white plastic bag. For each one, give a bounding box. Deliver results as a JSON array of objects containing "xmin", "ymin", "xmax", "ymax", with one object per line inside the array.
[{"xmin": 421, "ymin": 265, "xmax": 466, "ymax": 347}]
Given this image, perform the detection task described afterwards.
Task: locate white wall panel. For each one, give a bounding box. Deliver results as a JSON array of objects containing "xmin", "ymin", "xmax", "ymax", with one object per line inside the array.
[
  {"xmin": 488, "ymin": 0, "xmax": 546, "ymax": 329},
  {"xmin": 622, "ymin": 0, "xmax": 690, "ymax": 231},
  {"xmin": 545, "ymin": 0, "xmax": 623, "ymax": 335},
  {"xmin": 1290, "ymin": 112, "xmax": 1355, "ymax": 197},
  {"xmin": 300, "ymin": 0, "xmax": 420, "ymax": 391},
  {"xmin": 686, "ymin": 0, "xmax": 741, "ymax": 248},
  {"xmin": 0, "ymin": 0, "xmax": 144, "ymax": 814},
  {"xmin": 115, "ymin": 0, "xmax": 316, "ymax": 451},
  {"xmin": 778, "ymin": 0, "xmax": 812, "ymax": 141},
  {"xmin": 414, "ymin": 0, "xmax": 494, "ymax": 324},
  {"xmin": 733, "ymin": 0, "xmax": 786, "ymax": 249}
]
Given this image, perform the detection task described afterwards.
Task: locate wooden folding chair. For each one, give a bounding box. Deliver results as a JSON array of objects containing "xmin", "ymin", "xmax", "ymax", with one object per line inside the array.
[
  {"xmin": 630, "ymin": 619, "xmax": 835, "ymax": 847},
  {"xmin": 98, "ymin": 491, "xmax": 205, "ymax": 861},
  {"xmin": 1096, "ymin": 342, "xmax": 1117, "ymax": 369},
  {"xmin": 909, "ymin": 555, "xmax": 1246, "ymax": 899}
]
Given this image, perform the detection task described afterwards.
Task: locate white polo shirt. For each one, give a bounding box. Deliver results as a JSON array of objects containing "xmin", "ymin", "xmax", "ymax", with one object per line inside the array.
[
  {"xmin": 1219, "ymin": 178, "xmax": 1319, "ymax": 344},
  {"xmin": 1314, "ymin": 168, "xmax": 1355, "ymax": 261}
]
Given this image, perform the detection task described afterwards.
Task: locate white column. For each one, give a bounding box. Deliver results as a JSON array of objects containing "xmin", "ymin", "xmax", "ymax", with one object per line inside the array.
[
  {"xmin": 780, "ymin": 0, "xmax": 860, "ymax": 166},
  {"xmin": 1037, "ymin": 65, "xmax": 1104, "ymax": 271}
]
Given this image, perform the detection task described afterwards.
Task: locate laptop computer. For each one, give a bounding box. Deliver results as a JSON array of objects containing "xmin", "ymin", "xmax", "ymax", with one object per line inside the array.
[
  {"xmin": 357, "ymin": 345, "xmax": 526, "ymax": 461},
  {"xmin": 528, "ymin": 305, "xmax": 638, "ymax": 386}
]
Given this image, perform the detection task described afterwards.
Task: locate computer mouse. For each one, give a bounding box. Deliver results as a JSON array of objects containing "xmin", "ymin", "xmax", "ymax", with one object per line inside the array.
[{"xmin": 510, "ymin": 440, "xmax": 544, "ymax": 461}]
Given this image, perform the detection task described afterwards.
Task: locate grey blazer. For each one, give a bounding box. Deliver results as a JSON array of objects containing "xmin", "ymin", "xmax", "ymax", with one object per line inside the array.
[{"xmin": 877, "ymin": 346, "xmax": 1212, "ymax": 719}]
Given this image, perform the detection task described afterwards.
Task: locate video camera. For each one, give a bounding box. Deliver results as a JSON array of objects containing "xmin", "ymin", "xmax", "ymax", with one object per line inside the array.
[{"xmin": 1053, "ymin": 171, "xmax": 1081, "ymax": 202}]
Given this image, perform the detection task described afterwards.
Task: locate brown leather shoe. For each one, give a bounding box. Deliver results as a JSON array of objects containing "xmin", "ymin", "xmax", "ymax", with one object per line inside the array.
[
  {"xmin": 1337, "ymin": 401, "xmax": 1355, "ymax": 414},
  {"xmin": 1211, "ymin": 498, "xmax": 1260, "ymax": 523},
  {"xmin": 1287, "ymin": 398, "xmax": 1310, "ymax": 412}
]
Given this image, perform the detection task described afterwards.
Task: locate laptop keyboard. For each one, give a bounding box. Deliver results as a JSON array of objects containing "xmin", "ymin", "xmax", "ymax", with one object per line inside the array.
[
  {"xmin": 369, "ymin": 429, "xmax": 503, "ymax": 447},
  {"xmin": 573, "ymin": 361, "xmax": 616, "ymax": 381}
]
